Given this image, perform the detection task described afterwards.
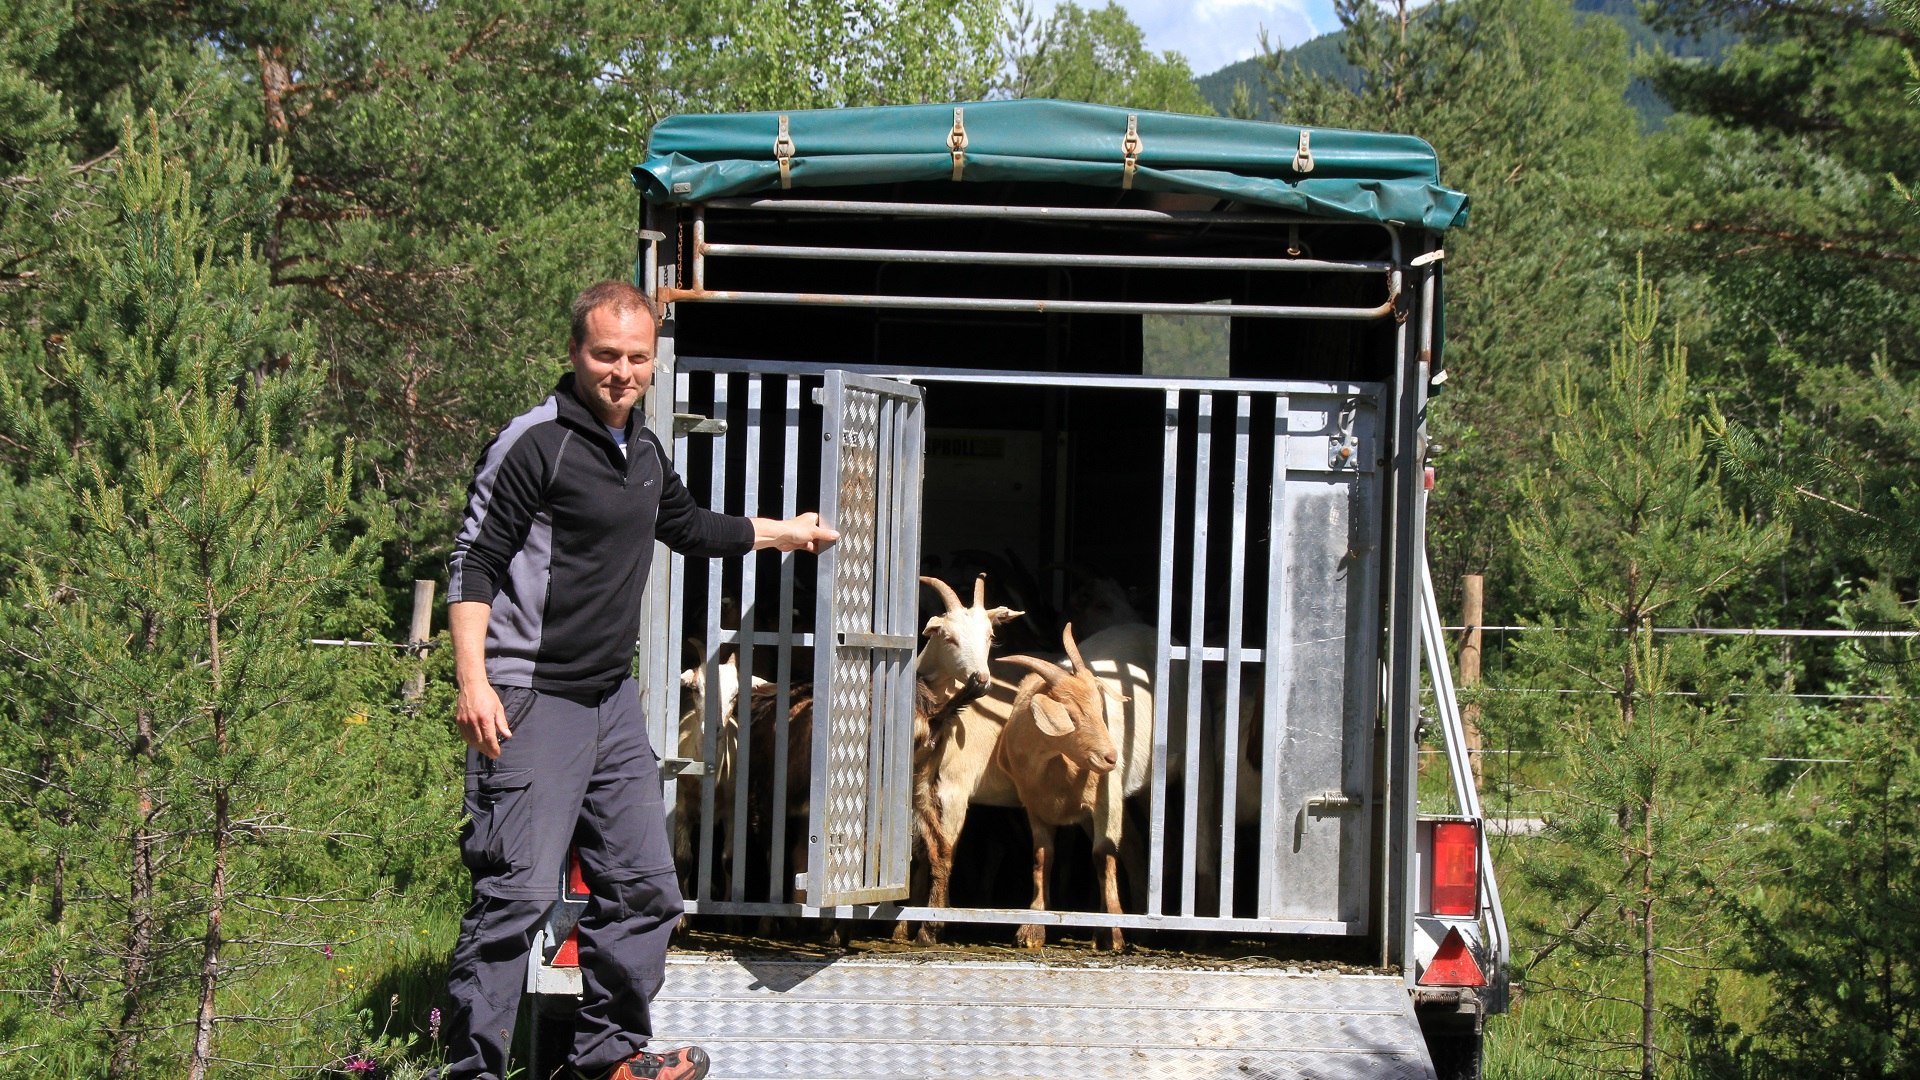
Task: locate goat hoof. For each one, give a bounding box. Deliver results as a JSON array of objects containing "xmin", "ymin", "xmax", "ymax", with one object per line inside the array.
[
  {"xmin": 914, "ymin": 925, "xmax": 943, "ymax": 947},
  {"xmin": 1098, "ymin": 929, "xmax": 1125, "ymax": 951},
  {"xmin": 1014, "ymin": 924, "xmax": 1047, "ymax": 949},
  {"xmin": 890, "ymin": 922, "xmax": 912, "ymax": 944}
]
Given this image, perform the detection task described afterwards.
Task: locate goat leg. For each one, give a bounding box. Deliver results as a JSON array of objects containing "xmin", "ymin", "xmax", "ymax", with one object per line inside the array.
[
  {"xmin": 916, "ymin": 783, "xmax": 973, "ymax": 945},
  {"xmin": 1095, "ymin": 844, "xmax": 1125, "ymax": 951},
  {"xmin": 1014, "ymin": 817, "xmax": 1054, "ymax": 949}
]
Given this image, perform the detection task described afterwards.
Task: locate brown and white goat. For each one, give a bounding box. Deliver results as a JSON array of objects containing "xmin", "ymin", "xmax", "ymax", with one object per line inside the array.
[
  {"xmin": 673, "ymin": 651, "xmax": 766, "ymax": 899},
  {"xmin": 991, "ymin": 621, "xmax": 1157, "ymax": 950},
  {"xmin": 743, "ymin": 575, "xmax": 1019, "ymax": 914}
]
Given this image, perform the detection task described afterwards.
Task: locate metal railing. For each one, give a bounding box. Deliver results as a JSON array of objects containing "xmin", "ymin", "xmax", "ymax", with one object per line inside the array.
[
  {"xmin": 659, "ymin": 200, "xmax": 1404, "ymax": 322},
  {"xmin": 1419, "ymin": 558, "xmax": 1512, "ymax": 1011}
]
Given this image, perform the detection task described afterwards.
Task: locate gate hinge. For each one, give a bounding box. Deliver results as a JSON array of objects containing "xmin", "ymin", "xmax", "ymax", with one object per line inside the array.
[
  {"xmin": 673, "ymin": 413, "xmax": 727, "ymax": 437},
  {"xmin": 1306, "ymin": 790, "xmax": 1364, "ymax": 812},
  {"xmin": 660, "ymin": 756, "xmax": 707, "ymax": 779},
  {"xmin": 1293, "ymin": 129, "xmax": 1315, "ymax": 173}
]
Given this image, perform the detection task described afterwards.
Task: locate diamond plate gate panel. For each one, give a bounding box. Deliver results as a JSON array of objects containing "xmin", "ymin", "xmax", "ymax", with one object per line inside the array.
[{"xmin": 805, "ymin": 370, "xmax": 926, "ymax": 906}]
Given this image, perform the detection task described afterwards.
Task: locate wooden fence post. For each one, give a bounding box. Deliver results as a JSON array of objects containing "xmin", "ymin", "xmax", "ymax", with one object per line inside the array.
[
  {"xmin": 403, "ymin": 578, "xmax": 436, "ymax": 701},
  {"xmin": 1460, "ymin": 574, "xmax": 1484, "ymax": 791}
]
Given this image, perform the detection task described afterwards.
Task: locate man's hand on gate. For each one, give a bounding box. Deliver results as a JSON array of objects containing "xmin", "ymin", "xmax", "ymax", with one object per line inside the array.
[
  {"xmin": 751, "ymin": 512, "xmax": 840, "ymax": 554},
  {"xmin": 456, "ymin": 681, "xmax": 513, "ymax": 759}
]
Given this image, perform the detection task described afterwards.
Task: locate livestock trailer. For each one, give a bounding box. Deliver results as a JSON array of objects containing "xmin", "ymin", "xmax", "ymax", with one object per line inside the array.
[{"xmin": 536, "ymin": 99, "xmax": 1507, "ymax": 1079}]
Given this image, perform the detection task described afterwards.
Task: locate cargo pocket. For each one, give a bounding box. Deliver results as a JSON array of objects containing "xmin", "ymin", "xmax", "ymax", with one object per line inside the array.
[{"xmin": 459, "ymin": 767, "xmax": 536, "ymax": 882}]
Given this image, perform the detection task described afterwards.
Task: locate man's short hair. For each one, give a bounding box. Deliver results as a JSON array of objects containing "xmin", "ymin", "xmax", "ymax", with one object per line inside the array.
[{"xmin": 569, "ymin": 281, "xmax": 658, "ymax": 346}]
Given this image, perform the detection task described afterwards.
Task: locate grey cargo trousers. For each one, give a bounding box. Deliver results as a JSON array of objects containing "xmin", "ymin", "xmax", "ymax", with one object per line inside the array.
[{"xmin": 442, "ymin": 678, "xmax": 683, "ymax": 1080}]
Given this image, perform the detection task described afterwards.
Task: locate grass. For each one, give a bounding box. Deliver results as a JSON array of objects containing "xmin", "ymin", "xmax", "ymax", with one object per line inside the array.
[{"xmin": 259, "ymin": 899, "xmax": 464, "ymax": 1077}]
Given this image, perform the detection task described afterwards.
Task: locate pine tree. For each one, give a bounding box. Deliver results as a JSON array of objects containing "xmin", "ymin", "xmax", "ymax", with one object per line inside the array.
[
  {"xmin": 1250, "ymin": 0, "xmax": 1654, "ymax": 618},
  {"xmin": 1500, "ymin": 265, "xmax": 1786, "ymax": 1079},
  {"xmin": 0, "ymin": 115, "xmax": 378, "ymax": 1076}
]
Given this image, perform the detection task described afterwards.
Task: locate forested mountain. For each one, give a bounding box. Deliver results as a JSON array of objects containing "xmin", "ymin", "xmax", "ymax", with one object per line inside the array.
[{"xmin": 1196, "ymin": 0, "xmax": 1737, "ymax": 128}]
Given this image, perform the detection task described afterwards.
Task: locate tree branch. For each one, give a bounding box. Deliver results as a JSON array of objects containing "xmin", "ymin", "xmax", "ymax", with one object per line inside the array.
[{"xmin": 1677, "ymin": 221, "xmax": 1920, "ymax": 265}]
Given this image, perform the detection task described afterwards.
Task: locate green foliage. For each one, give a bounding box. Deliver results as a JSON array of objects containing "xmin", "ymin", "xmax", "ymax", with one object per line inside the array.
[
  {"xmin": 1000, "ymin": 0, "xmax": 1214, "ymax": 113},
  {"xmin": 660, "ymin": 0, "xmax": 1005, "ymax": 114},
  {"xmin": 0, "ymin": 0, "xmax": 69, "ymax": 159},
  {"xmin": 0, "ymin": 114, "xmax": 396, "ymax": 1076},
  {"xmin": 1496, "ymin": 267, "xmax": 1786, "ymax": 1078},
  {"xmin": 1250, "ymin": 0, "xmax": 1653, "ymax": 619},
  {"xmin": 1706, "ymin": 685, "xmax": 1920, "ymax": 1076},
  {"xmin": 8, "ymin": 0, "xmax": 1015, "ymax": 611},
  {"xmin": 1639, "ymin": 0, "xmax": 1920, "ymax": 633}
]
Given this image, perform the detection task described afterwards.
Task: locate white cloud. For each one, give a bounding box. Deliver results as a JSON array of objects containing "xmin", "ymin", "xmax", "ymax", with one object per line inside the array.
[{"xmin": 1030, "ymin": 0, "xmax": 1337, "ymax": 77}]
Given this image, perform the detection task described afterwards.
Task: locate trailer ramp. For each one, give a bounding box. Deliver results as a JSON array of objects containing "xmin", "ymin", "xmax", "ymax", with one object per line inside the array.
[{"xmin": 648, "ymin": 954, "xmax": 1436, "ymax": 1080}]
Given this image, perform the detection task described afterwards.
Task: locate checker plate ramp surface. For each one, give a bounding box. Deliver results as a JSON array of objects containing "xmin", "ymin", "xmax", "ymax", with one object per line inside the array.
[{"xmin": 649, "ymin": 955, "xmax": 1436, "ymax": 1080}]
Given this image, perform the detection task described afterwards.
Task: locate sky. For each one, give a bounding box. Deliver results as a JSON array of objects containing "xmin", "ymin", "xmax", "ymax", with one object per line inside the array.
[{"xmin": 1030, "ymin": 0, "xmax": 1342, "ymax": 77}]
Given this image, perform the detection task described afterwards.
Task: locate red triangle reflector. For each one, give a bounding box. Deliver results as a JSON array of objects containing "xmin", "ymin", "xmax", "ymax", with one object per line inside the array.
[
  {"xmin": 553, "ymin": 927, "xmax": 581, "ymax": 968},
  {"xmin": 1420, "ymin": 927, "xmax": 1486, "ymax": 987}
]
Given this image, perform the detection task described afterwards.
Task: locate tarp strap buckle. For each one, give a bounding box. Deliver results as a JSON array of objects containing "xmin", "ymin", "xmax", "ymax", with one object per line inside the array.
[
  {"xmin": 1293, "ymin": 129, "xmax": 1315, "ymax": 174},
  {"xmin": 948, "ymin": 107, "xmax": 968, "ymax": 182},
  {"xmin": 775, "ymin": 115, "xmax": 796, "ymax": 189},
  {"xmin": 1122, "ymin": 114, "xmax": 1141, "ymax": 190}
]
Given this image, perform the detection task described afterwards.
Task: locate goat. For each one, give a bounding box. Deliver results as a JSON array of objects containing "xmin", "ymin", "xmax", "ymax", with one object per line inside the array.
[
  {"xmin": 990, "ymin": 621, "xmax": 1157, "ymax": 950},
  {"xmin": 1060, "ymin": 573, "xmax": 1147, "ymax": 642},
  {"xmin": 672, "ymin": 650, "xmax": 765, "ymax": 900},
  {"xmin": 933, "ymin": 549, "xmax": 1051, "ymax": 653},
  {"xmin": 1189, "ymin": 677, "xmax": 1267, "ymax": 917},
  {"xmin": 902, "ymin": 670, "xmax": 1022, "ymax": 944},
  {"xmin": 743, "ymin": 576, "xmax": 1018, "ymax": 919}
]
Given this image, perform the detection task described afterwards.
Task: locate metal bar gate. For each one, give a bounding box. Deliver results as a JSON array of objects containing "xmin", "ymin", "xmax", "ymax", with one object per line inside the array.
[{"xmin": 649, "ymin": 358, "xmax": 1386, "ymax": 938}]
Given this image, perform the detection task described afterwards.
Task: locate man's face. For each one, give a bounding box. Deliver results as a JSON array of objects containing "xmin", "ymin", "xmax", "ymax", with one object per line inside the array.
[{"xmin": 568, "ymin": 305, "xmax": 656, "ymax": 426}]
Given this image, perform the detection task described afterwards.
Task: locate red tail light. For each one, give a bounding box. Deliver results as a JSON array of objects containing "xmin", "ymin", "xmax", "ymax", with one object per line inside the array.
[
  {"xmin": 567, "ymin": 848, "xmax": 590, "ymax": 899},
  {"xmin": 1431, "ymin": 822, "xmax": 1479, "ymax": 916}
]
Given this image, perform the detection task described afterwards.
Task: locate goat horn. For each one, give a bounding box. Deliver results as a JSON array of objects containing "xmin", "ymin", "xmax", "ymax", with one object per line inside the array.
[
  {"xmin": 996, "ymin": 653, "xmax": 1072, "ymax": 688},
  {"xmin": 1061, "ymin": 622, "xmax": 1088, "ymax": 674},
  {"xmin": 973, "ymin": 573, "xmax": 987, "ymax": 610},
  {"xmin": 919, "ymin": 575, "xmax": 963, "ymax": 612}
]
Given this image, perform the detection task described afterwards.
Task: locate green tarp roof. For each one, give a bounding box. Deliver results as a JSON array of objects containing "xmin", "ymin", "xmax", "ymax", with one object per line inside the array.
[{"xmin": 634, "ymin": 99, "xmax": 1468, "ymax": 232}]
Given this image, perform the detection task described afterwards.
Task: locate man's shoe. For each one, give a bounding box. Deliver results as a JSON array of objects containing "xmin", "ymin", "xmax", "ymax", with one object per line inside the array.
[{"xmin": 608, "ymin": 1045, "xmax": 711, "ymax": 1080}]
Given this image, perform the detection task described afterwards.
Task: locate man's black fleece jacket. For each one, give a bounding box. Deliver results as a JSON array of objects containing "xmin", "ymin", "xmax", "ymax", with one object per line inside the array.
[{"xmin": 448, "ymin": 373, "xmax": 753, "ymax": 696}]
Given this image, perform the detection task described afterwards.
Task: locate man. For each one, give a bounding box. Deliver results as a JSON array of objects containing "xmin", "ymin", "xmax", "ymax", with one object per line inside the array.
[{"xmin": 442, "ymin": 281, "xmax": 836, "ymax": 1080}]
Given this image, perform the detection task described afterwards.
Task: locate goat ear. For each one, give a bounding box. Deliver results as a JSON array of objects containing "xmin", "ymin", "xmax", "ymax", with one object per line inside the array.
[
  {"xmin": 986, "ymin": 606, "xmax": 1023, "ymax": 625},
  {"xmin": 922, "ymin": 614, "xmax": 941, "ymax": 637},
  {"xmin": 1031, "ymin": 695, "xmax": 1077, "ymax": 737},
  {"xmin": 679, "ymin": 668, "xmax": 699, "ymax": 688}
]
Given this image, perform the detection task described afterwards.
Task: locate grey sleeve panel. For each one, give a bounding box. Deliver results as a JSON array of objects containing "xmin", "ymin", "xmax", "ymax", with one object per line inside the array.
[
  {"xmin": 643, "ymin": 430, "xmax": 755, "ymax": 557},
  {"xmin": 482, "ymin": 511, "xmax": 552, "ymax": 689},
  {"xmin": 448, "ymin": 397, "xmax": 560, "ymax": 604}
]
